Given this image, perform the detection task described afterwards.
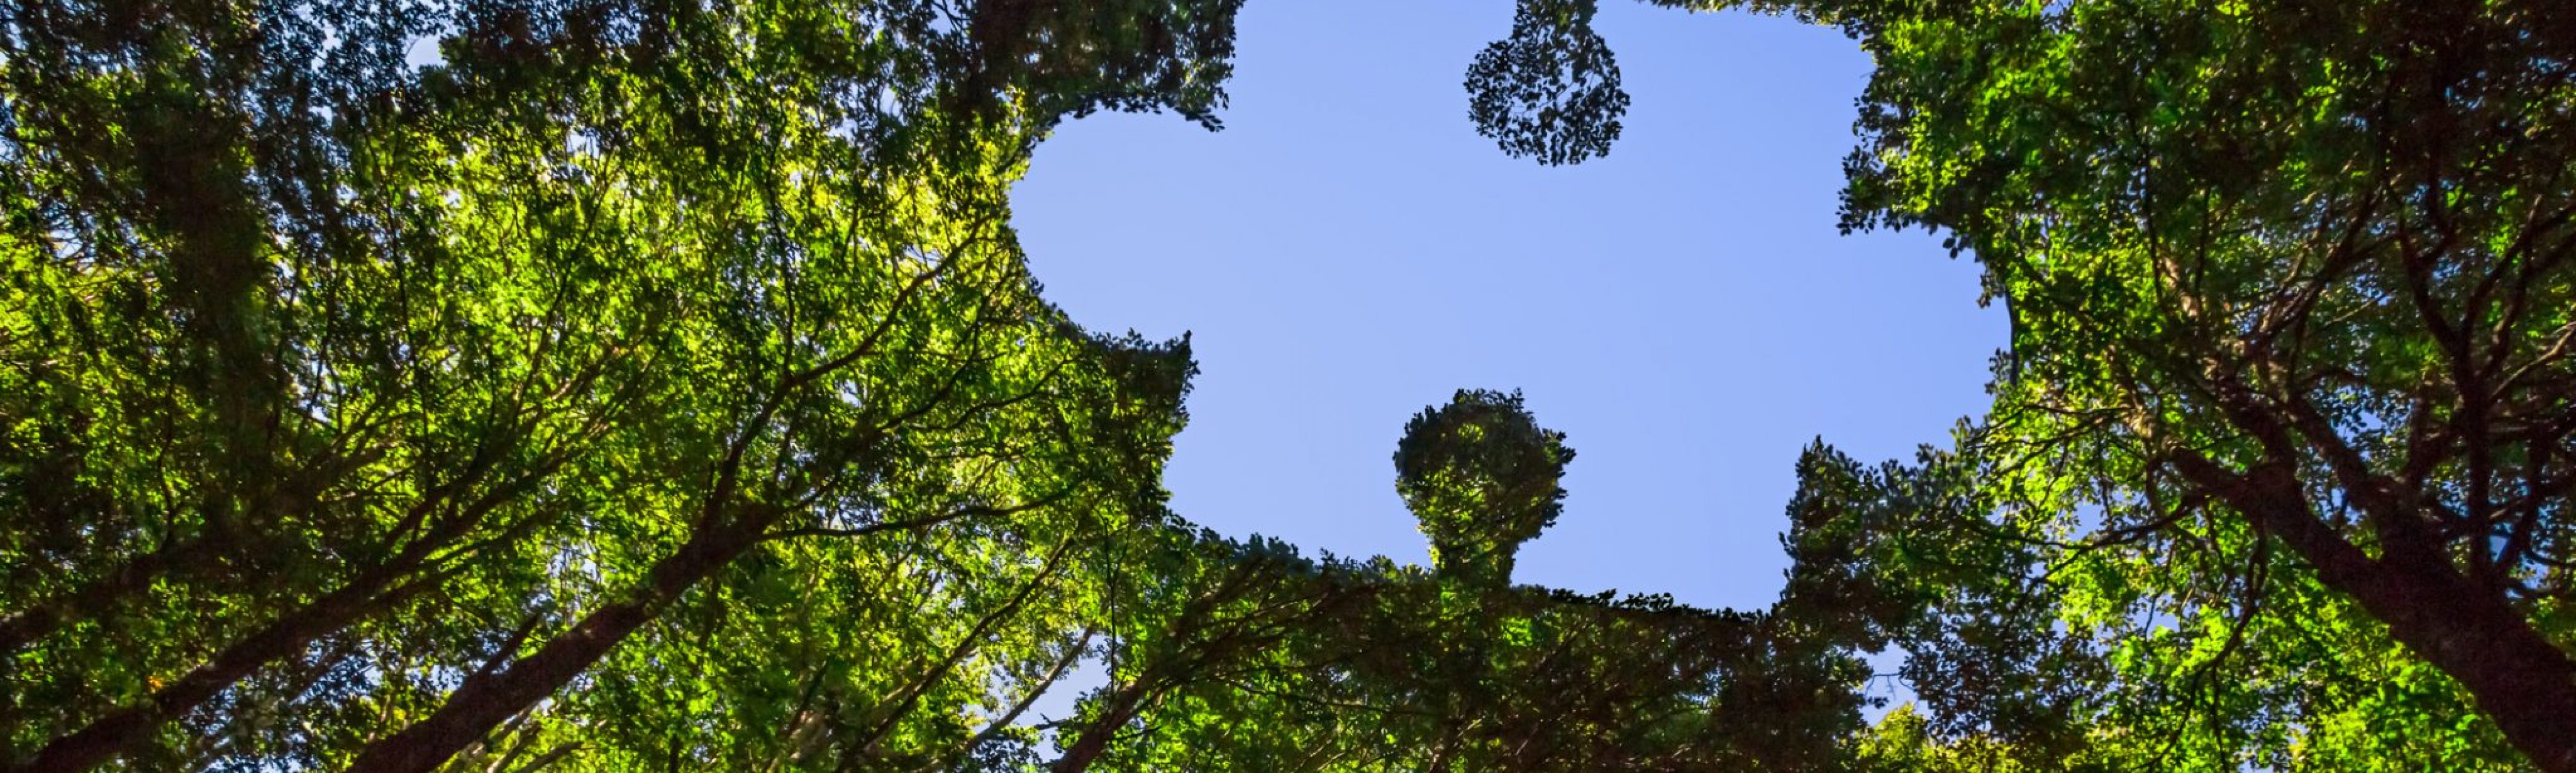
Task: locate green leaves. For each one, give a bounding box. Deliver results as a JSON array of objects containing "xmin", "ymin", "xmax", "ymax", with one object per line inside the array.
[
  {"xmin": 1465, "ymin": 0, "xmax": 1630, "ymax": 165},
  {"xmin": 1395, "ymin": 389, "xmax": 1570, "ymax": 587}
]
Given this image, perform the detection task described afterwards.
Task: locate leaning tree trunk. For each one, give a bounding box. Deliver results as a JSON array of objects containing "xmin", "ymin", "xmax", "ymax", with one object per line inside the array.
[
  {"xmin": 3, "ymin": 537, "xmax": 452, "ymax": 773},
  {"xmin": 2362, "ymin": 552, "xmax": 2576, "ymax": 773},
  {"xmin": 1047, "ymin": 678, "xmax": 1158, "ymax": 773},
  {"xmin": 2193, "ymin": 460, "xmax": 2576, "ymax": 773},
  {"xmin": 340, "ymin": 523, "xmax": 763, "ymax": 773}
]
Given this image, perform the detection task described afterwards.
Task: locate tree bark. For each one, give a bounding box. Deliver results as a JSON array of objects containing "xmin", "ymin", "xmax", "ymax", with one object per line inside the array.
[
  {"xmin": 2358, "ymin": 548, "xmax": 2576, "ymax": 773},
  {"xmin": 0, "ymin": 486, "xmax": 531, "ymax": 773},
  {"xmin": 340, "ymin": 524, "xmax": 761, "ymax": 773},
  {"xmin": 1047, "ymin": 679, "xmax": 1156, "ymax": 773},
  {"xmin": 2181, "ymin": 458, "xmax": 2576, "ymax": 773},
  {"xmin": 3, "ymin": 558, "xmax": 427, "ymax": 773}
]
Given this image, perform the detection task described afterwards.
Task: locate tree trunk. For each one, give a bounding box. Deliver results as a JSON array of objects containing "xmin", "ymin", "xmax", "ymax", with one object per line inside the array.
[
  {"xmin": 3, "ymin": 559, "xmax": 424, "ymax": 773},
  {"xmin": 2316, "ymin": 546, "xmax": 2576, "ymax": 772},
  {"xmin": 0, "ymin": 491, "xmax": 526, "ymax": 773},
  {"xmin": 2308, "ymin": 539, "xmax": 2576, "ymax": 773},
  {"xmin": 341, "ymin": 524, "xmax": 761, "ymax": 773},
  {"xmin": 1047, "ymin": 679, "xmax": 1155, "ymax": 773},
  {"xmin": 2207, "ymin": 462, "xmax": 2576, "ymax": 773}
]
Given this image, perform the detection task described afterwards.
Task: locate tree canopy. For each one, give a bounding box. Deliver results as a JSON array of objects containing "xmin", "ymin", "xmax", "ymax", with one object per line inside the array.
[
  {"xmin": 2, "ymin": 1, "xmax": 1862, "ymax": 770},
  {"xmin": 9, "ymin": 0, "xmax": 2576, "ymax": 769}
]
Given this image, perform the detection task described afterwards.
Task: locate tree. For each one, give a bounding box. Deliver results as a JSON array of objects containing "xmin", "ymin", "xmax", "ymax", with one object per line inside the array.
[
  {"xmin": 1837, "ymin": 2, "xmax": 2576, "ymax": 768},
  {"xmin": 1471, "ymin": 1, "xmax": 2576, "ymax": 768},
  {"xmin": 0, "ymin": 0, "xmax": 1237, "ymax": 769}
]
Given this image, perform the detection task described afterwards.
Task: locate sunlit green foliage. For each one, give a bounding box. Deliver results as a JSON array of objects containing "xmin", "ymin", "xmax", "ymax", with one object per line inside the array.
[{"xmin": 0, "ymin": 0, "xmax": 1232, "ymax": 769}]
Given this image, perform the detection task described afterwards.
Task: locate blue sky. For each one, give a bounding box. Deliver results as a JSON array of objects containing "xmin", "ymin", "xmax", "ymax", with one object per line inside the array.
[{"xmin": 1011, "ymin": 0, "xmax": 2003, "ymax": 613}]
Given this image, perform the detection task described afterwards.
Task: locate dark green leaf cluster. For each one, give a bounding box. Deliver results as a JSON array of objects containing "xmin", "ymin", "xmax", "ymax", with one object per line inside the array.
[
  {"xmin": 1394, "ymin": 389, "xmax": 1571, "ymax": 587},
  {"xmin": 1464, "ymin": 0, "xmax": 1630, "ymax": 165}
]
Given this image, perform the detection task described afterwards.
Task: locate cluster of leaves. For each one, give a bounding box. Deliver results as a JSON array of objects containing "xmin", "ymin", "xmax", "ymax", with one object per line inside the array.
[
  {"xmin": 1464, "ymin": 0, "xmax": 1630, "ymax": 165},
  {"xmin": 1394, "ymin": 389, "xmax": 1570, "ymax": 588}
]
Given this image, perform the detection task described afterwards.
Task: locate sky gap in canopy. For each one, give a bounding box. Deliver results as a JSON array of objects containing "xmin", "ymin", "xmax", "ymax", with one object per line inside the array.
[{"xmin": 1012, "ymin": 0, "xmax": 2005, "ymax": 612}]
